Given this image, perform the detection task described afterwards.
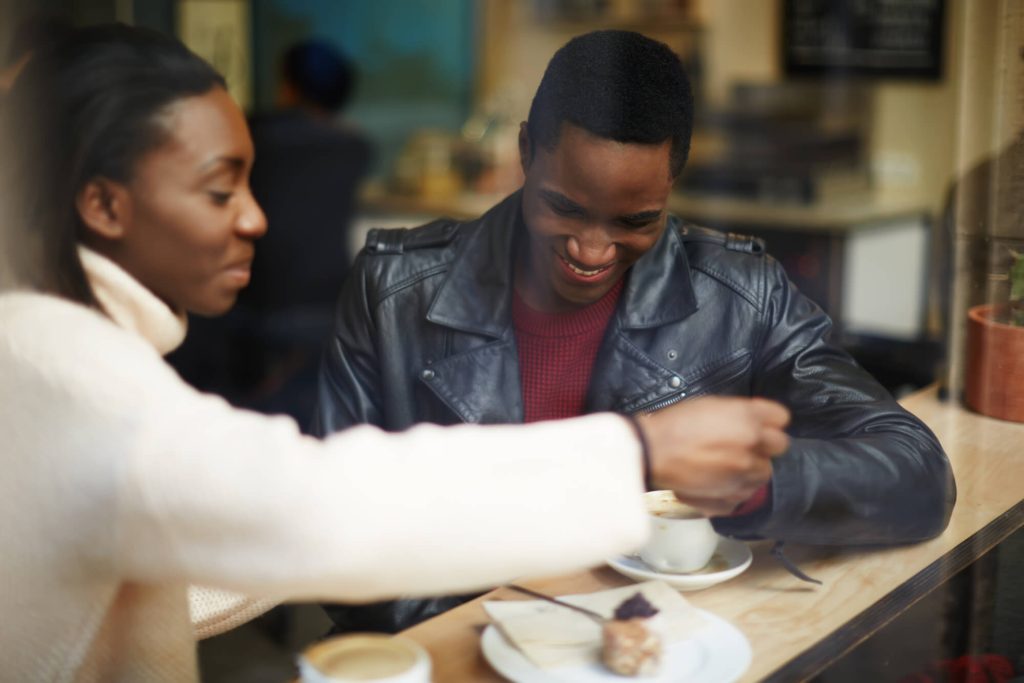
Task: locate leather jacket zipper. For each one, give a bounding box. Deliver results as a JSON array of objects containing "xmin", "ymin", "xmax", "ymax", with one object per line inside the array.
[
  {"xmin": 629, "ymin": 351, "xmax": 751, "ymax": 415},
  {"xmin": 633, "ymin": 390, "xmax": 688, "ymax": 415}
]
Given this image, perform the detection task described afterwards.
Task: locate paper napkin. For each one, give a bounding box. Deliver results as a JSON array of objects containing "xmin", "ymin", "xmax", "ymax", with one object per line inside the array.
[{"xmin": 483, "ymin": 581, "xmax": 708, "ymax": 669}]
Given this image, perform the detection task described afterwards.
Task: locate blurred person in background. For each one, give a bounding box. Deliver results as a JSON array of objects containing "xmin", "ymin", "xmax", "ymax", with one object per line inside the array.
[
  {"xmin": 0, "ymin": 23, "xmax": 791, "ymax": 681},
  {"xmin": 169, "ymin": 39, "xmax": 373, "ymax": 429},
  {"xmin": 314, "ymin": 29, "xmax": 956, "ymax": 633}
]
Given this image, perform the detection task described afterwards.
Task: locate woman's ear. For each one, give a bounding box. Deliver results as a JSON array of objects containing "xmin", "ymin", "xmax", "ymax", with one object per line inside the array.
[
  {"xmin": 518, "ymin": 122, "xmax": 532, "ymax": 174},
  {"xmin": 76, "ymin": 178, "xmax": 130, "ymax": 240}
]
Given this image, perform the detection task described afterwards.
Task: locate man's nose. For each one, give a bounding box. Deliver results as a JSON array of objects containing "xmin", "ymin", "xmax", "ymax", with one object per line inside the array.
[{"xmin": 565, "ymin": 227, "xmax": 615, "ymax": 266}]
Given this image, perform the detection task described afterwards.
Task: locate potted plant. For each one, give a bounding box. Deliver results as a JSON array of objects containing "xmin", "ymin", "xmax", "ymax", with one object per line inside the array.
[{"xmin": 964, "ymin": 249, "xmax": 1024, "ymax": 422}]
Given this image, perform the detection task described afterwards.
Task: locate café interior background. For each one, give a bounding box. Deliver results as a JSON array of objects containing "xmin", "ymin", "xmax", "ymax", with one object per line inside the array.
[
  {"xmin": 2, "ymin": 1, "xmax": 1021, "ymax": 681},
  {"xmin": 12, "ymin": 0, "xmax": 1019, "ymax": 399}
]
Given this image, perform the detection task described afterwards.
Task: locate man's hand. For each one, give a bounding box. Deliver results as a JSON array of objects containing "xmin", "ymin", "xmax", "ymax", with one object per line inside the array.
[{"xmin": 637, "ymin": 396, "xmax": 791, "ymax": 516}]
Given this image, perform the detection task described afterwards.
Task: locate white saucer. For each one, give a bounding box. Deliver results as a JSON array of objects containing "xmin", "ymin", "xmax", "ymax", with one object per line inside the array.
[
  {"xmin": 481, "ymin": 607, "xmax": 750, "ymax": 683},
  {"xmin": 607, "ymin": 537, "xmax": 752, "ymax": 591}
]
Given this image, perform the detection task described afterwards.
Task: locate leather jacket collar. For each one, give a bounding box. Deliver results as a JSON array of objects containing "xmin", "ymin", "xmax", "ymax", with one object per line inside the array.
[{"xmin": 425, "ymin": 191, "xmax": 699, "ymax": 338}]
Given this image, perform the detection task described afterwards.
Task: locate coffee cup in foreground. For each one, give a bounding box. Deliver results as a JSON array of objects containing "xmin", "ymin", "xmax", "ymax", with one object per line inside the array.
[
  {"xmin": 640, "ymin": 490, "xmax": 719, "ymax": 574},
  {"xmin": 299, "ymin": 633, "xmax": 431, "ymax": 683}
]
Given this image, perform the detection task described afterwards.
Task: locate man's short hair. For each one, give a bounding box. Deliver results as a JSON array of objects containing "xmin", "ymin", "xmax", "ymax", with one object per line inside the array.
[
  {"xmin": 282, "ymin": 40, "xmax": 356, "ymax": 112},
  {"xmin": 526, "ymin": 30, "xmax": 694, "ymax": 178}
]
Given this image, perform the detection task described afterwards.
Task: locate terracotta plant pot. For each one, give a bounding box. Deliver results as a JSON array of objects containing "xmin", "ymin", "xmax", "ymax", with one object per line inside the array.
[{"xmin": 964, "ymin": 304, "xmax": 1024, "ymax": 422}]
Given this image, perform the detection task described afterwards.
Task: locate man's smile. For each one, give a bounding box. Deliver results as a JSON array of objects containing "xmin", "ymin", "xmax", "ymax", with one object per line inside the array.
[{"xmin": 557, "ymin": 252, "xmax": 615, "ymax": 280}]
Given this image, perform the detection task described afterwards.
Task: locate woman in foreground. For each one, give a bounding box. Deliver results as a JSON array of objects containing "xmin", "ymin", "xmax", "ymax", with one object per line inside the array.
[{"xmin": 0, "ymin": 25, "xmax": 789, "ymax": 681}]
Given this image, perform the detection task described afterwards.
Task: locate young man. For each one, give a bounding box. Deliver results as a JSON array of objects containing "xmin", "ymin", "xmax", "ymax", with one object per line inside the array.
[{"xmin": 313, "ymin": 31, "xmax": 955, "ymax": 631}]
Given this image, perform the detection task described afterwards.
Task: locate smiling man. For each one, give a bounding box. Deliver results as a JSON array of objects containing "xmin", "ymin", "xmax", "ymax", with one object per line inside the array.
[{"xmin": 313, "ymin": 31, "xmax": 954, "ymax": 632}]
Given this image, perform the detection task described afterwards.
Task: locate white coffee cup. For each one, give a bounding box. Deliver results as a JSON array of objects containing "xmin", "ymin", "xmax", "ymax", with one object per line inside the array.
[
  {"xmin": 639, "ymin": 490, "xmax": 719, "ymax": 573},
  {"xmin": 299, "ymin": 633, "xmax": 432, "ymax": 683}
]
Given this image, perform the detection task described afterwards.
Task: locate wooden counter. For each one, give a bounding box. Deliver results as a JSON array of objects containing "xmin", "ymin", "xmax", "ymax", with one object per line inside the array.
[
  {"xmin": 401, "ymin": 386, "xmax": 1024, "ymax": 681},
  {"xmin": 359, "ymin": 185, "xmax": 928, "ymax": 234},
  {"xmin": 355, "ymin": 186, "xmax": 932, "ymax": 339}
]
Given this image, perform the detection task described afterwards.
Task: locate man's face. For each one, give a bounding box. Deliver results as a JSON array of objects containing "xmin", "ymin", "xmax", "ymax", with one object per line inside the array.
[{"xmin": 517, "ymin": 122, "xmax": 674, "ymax": 313}]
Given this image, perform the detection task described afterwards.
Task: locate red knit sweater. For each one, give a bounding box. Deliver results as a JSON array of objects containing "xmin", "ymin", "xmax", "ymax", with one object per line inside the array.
[{"xmin": 512, "ymin": 278, "xmax": 624, "ymax": 423}]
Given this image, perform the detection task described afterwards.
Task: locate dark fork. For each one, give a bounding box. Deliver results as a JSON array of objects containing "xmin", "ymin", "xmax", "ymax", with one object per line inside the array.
[{"xmin": 505, "ymin": 584, "xmax": 606, "ymax": 624}]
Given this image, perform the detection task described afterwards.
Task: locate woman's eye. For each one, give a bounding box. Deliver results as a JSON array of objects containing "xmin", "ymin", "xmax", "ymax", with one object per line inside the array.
[{"xmin": 208, "ymin": 191, "xmax": 233, "ymax": 206}]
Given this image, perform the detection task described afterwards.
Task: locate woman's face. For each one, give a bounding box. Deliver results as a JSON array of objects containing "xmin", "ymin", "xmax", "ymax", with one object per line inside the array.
[{"xmin": 92, "ymin": 87, "xmax": 266, "ymax": 316}]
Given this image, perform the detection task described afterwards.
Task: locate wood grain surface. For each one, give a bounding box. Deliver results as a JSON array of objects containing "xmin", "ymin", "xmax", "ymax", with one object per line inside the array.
[
  {"xmin": 400, "ymin": 386, "xmax": 1024, "ymax": 682},
  {"xmin": 359, "ymin": 183, "xmax": 928, "ymax": 232}
]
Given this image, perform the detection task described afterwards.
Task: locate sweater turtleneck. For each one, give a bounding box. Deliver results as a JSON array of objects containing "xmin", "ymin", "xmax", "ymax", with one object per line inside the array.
[{"xmin": 78, "ymin": 247, "xmax": 188, "ymax": 355}]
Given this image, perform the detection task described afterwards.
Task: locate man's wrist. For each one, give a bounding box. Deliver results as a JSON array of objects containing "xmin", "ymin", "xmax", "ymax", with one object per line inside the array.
[{"xmin": 730, "ymin": 482, "xmax": 772, "ymax": 517}]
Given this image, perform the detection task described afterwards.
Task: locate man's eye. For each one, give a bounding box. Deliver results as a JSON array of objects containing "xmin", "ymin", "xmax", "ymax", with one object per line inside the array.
[
  {"xmin": 208, "ymin": 191, "xmax": 233, "ymax": 206},
  {"xmin": 619, "ymin": 219, "xmax": 656, "ymax": 230},
  {"xmin": 550, "ymin": 203, "xmax": 583, "ymax": 217}
]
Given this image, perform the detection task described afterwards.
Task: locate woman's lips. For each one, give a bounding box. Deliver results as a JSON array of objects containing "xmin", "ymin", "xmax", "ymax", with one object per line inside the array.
[
  {"xmin": 557, "ymin": 253, "xmax": 615, "ymax": 284},
  {"xmin": 224, "ymin": 263, "xmax": 252, "ymax": 286}
]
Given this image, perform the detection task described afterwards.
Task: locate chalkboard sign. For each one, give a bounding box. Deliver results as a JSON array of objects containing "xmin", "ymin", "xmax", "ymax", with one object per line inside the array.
[{"xmin": 783, "ymin": 0, "xmax": 945, "ymax": 80}]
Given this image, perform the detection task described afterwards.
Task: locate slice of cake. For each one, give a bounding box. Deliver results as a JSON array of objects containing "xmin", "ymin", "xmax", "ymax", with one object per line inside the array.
[{"xmin": 601, "ymin": 592, "xmax": 663, "ymax": 676}]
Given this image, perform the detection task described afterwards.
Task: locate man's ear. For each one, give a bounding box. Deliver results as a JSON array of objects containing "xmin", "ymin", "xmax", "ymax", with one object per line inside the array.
[
  {"xmin": 76, "ymin": 178, "xmax": 130, "ymax": 240},
  {"xmin": 518, "ymin": 122, "xmax": 532, "ymax": 174}
]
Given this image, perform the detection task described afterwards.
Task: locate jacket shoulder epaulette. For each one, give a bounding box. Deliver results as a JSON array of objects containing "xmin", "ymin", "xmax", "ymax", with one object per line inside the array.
[
  {"xmin": 678, "ymin": 222, "xmax": 765, "ymax": 256},
  {"xmin": 365, "ymin": 219, "xmax": 460, "ymax": 255}
]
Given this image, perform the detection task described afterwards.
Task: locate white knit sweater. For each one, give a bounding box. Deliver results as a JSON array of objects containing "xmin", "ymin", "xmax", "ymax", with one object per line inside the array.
[{"xmin": 0, "ymin": 248, "xmax": 648, "ymax": 682}]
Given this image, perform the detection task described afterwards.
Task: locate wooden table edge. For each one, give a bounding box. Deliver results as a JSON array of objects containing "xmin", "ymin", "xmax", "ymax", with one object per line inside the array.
[{"xmin": 761, "ymin": 499, "xmax": 1024, "ymax": 681}]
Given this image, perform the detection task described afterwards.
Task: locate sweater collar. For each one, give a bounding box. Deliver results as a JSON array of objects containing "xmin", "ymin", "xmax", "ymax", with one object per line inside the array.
[
  {"xmin": 512, "ymin": 276, "xmax": 624, "ymax": 337},
  {"xmin": 78, "ymin": 246, "xmax": 188, "ymax": 355}
]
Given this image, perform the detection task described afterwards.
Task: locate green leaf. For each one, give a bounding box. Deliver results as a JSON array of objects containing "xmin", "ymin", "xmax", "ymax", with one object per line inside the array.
[{"xmin": 1011, "ymin": 249, "xmax": 1024, "ymax": 304}]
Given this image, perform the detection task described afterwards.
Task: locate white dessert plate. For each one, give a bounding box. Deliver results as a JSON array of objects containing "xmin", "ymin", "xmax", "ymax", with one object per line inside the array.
[
  {"xmin": 606, "ymin": 537, "xmax": 752, "ymax": 591},
  {"xmin": 480, "ymin": 607, "xmax": 750, "ymax": 683}
]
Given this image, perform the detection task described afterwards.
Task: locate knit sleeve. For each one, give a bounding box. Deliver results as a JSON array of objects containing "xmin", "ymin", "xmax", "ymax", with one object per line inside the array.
[
  {"xmin": 97, "ymin": 338, "xmax": 648, "ymax": 603},
  {"xmin": 187, "ymin": 587, "xmax": 276, "ymax": 639}
]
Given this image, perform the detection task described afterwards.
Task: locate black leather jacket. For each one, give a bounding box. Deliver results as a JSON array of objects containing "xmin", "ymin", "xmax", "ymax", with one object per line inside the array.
[{"xmin": 313, "ymin": 192, "xmax": 955, "ymax": 629}]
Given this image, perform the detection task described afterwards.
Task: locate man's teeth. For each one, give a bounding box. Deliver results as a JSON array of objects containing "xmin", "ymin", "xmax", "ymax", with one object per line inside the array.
[{"xmin": 563, "ymin": 258, "xmax": 605, "ymax": 276}]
